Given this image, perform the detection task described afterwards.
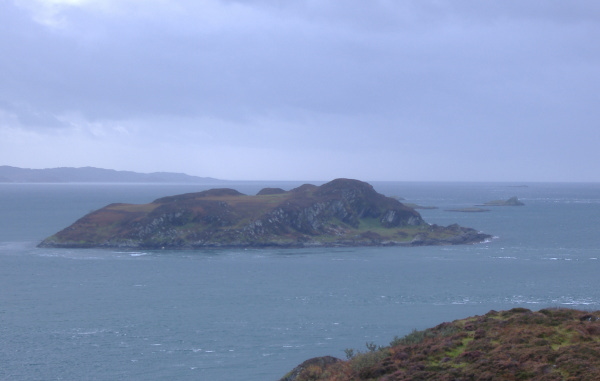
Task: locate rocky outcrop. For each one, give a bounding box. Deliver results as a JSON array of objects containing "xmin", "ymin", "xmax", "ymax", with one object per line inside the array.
[
  {"xmin": 257, "ymin": 187, "xmax": 286, "ymax": 195},
  {"xmin": 38, "ymin": 179, "xmax": 491, "ymax": 249},
  {"xmin": 279, "ymin": 356, "xmax": 342, "ymax": 381}
]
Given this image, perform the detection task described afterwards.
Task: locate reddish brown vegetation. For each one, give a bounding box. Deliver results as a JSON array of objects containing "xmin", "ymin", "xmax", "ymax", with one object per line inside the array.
[{"xmin": 282, "ymin": 308, "xmax": 600, "ymax": 381}]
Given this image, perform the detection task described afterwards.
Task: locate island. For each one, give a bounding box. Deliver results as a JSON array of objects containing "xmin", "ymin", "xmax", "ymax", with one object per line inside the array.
[
  {"xmin": 481, "ymin": 196, "xmax": 525, "ymax": 206},
  {"xmin": 279, "ymin": 307, "xmax": 600, "ymax": 381},
  {"xmin": 445, "ymin": 207, "xmax": 490, "ymax": 213},
  {"xmin": 38, "ymin": 179, "xmax": 491, "ymax": 249},
  {"xmin": 402, "ymin": 203, "xmax": 438, "ymax": 210}
]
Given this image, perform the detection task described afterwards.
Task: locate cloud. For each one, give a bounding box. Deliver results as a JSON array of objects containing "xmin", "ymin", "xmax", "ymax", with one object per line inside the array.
[
  {"xmin": 14, "ymin": 0, "xmax": 98, "ymax": 28},
  {"xmin": 1, "ymin": 0, "xmax": 599, "ymax": 181},
  {"xmin": 7, "ymin": 1, "xmax": 596, "ymax": 121}
]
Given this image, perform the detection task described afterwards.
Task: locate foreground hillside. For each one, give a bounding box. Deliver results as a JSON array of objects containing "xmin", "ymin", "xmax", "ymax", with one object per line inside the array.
[
  {"xmin": 39, "ymin": 178, "xmax": 490, "ymax": 249},
  {"xmin": 279, "ymin": 308, "xmax": 600, "ymax": 381}
]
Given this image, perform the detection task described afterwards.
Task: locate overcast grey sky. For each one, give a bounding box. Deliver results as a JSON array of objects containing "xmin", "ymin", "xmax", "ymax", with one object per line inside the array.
[{"xmin": 1, "ymin": 0, "xmax": 599, "ymax": 181}]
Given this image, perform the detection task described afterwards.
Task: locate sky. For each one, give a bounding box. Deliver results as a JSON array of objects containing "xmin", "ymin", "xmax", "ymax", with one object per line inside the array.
[{"xmin": 1, "ymin": 0, "xmax": 599, "ymax": 182}]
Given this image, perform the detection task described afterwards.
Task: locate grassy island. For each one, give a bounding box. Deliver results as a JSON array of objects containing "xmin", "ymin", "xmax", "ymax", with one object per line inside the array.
[{"xmin": 39, "ymin": 179, "xmax": 490, "ymax": 249}]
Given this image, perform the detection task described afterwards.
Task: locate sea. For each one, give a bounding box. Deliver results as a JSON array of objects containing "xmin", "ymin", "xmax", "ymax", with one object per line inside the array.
[{"xmin": 1, "ymin": 181, "xmax": 599, "ymax": 381}]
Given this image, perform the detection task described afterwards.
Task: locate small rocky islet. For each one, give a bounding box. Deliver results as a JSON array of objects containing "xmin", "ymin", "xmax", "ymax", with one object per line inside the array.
[
  {"xmin": 38, "ymin": 178, "xmax": 491, "ymax": 249},
  {"xmin": 445, "ymin": 196, "xmax": 525, "ymax": 213},
  {"xmin": 481, "ymin": 196, "xmax": 525, "ymax": 206},
  {"xmin": 445, "ymin": 207, "xmax": 491, "ymax": 213}
]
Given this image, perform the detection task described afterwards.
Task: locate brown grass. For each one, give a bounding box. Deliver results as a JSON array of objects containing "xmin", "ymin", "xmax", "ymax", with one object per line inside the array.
[{"xmin": 284, "ymin": 308, "xmax": 600, "ymax": 381}]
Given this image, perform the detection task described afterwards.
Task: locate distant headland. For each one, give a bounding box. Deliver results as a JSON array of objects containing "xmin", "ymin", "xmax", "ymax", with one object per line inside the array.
[
  {"xmin": 38, "ymin": 178, "xmax": 491, "ymax": 249},
  {"xmin": 0, "ymin": 166, "xmax": 222, "ymax": 183}
]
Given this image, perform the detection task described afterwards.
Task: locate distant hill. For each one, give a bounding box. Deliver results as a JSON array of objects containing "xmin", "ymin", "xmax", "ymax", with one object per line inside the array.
[{"xmin": 0, "ymin": 166, "xmax": 223, "ymax": 183}]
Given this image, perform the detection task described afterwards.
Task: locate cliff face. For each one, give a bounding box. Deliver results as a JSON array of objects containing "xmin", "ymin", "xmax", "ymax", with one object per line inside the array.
[
  {"xmin": 280, "ymin": 308, "xmax": 600, "ymax": 381},
  {"xmin": 38, "ymin": 178, "xmax": 490, "ymax": 249}
]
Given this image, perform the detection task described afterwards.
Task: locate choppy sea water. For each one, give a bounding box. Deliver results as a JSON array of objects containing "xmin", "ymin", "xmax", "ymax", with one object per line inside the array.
[{"xmin": 1, "ymin": 182, "xmax": 599, "ymax": 380}]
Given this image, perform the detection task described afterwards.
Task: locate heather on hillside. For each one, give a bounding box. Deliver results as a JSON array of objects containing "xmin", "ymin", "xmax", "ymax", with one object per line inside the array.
[{"xmin": 280, "ymin": 308, "xmax": 600, "ymax": 381}]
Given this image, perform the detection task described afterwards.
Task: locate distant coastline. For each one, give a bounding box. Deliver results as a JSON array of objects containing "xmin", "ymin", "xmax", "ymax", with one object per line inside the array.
[{"xmin": 0, "ymin": 166, "xmax": 224, "ymax": 184}]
